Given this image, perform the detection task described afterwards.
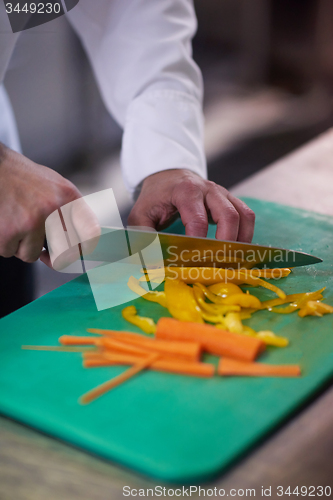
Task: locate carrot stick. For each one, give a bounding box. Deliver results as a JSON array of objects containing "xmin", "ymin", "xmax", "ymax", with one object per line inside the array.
[
  {"xmin": 87, "ymin": 329, "xmax": 201, "ymax": 361},
  {"xmin": 21, "ymin": 345, "xmax": 96, "ymax": 352},
  {"xmin": 80, "ymin": 353, "xmax": 159, "ymax": 404},
  {"xmin": 59, "ymin": 335, "xmax": 98, "ymax": 346},
  {"xmin": 84, "ymin": 358, "xmax": 112, "ymax": 367},
  {"xmin": 218, "ymin": 358, "xmax": 301, "ymax": 377},
  {"xmin": 83, "ymin": 352, "xmax": 215, "ymax": 377},
  {"xmin": 83, "ymin": 350, "xmax": 188, "ymax": 365},
  {"xmin": 156, "ymin": 317, "xmax": 265, "ymax": 362},
  {"xmin": 99, "ymin": 338, "xmax": 155, "ymax": 357}
]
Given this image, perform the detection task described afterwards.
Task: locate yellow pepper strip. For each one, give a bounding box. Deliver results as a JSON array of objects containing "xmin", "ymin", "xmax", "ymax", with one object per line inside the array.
[
  {"xmin": 223, "ymin": 312, "xmax": 244, "ymax": 334},
  {"xmin": 193, "ymin": 285, "xmax": 240, "ymax": 316},
  {"xmin": 237, "ymin": 271, "xmax": 286, "ymax": 299},
  {"xmin": 241, "ymin": 325, "xmax": 258, "ymax": 336},
  {"xmin": 202, "ymin": 313, "xmax": 227, "ymax": 325},
  {"xmin": 239, "ymin": 309, "xmax": 255, "ymax": 319},
  {"xmin": 194, "ymin": 282, "xmax": 242, "ymax": 306},
  {"xmin": 196, "ymin": 282, "xmax": 260, "ymax": 309},
  {"xmin": 260, "ymin": 288, "xmax": 325, "ymax": 310},
  {"xmin": 247, "ymin": 268, "xmax": 291, "ymax": 279},
  {"xmin": 164, "ymin": 278, "xmax": 203, "ymax": 323},
  {"xmin": 207, "ymin": 282, "xmax": 244, "ymax": 297},
  {"xmin": 216, "ymin": 321, "xmax": 289, "ymax": 347},
  {"xmin": 121, "ymin": 306, "xmax": 156, "ymax": 334},
  {"xmin": 271, "ymin": 289, "xmax": 326, "ymax": 314},
  {"xmin": 127, "ymin": 276, "xmax": 167, "ymax": 308},
  {"xmin": 222, "ymin": 293, "xmax": 261, "ymax": 309},
  {"xmin": 256, "ymin": 331, "xmax": 289, "ymax": 347},
  {"xmin": 154, "ymin": 268, "xmax": 286, "ymax": 299},
  {"xmin": 298, "ymin": 300, "xmax": 333, "ymax": 317}
]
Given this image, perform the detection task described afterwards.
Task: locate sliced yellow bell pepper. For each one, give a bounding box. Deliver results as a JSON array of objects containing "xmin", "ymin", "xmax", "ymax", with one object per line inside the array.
[
  {"xmin": 121, "ymin": 305, "xmax": 156, "ymax": 334},
  {"xmin": 127, "ymin": 276, "xmax": 167, "ymax": 308},
  {"xmin": 192, "ymin": 285, "xmax": 240, "ymax": 317},
  {"xmin": 298, "ymin": 300, "xmax": 333, "ymax": 317},
  {"xmin": 239, "ymin": 309, "xmax": 255, "ymax": 319},
  {"xmin": 164, "ymin": 278, "xmax": 203, "ymax": 323},
  {"xmin": 260, "ymin": 288, "xmax": 325, "ymax": 310},
  {"xmin": 222, "ymin": 293, "xmax": 261, "ymax": 309},
  {"xmin": 201, "ymin": 312, "xmax": 227, "ymax": 324},
  {"xmin": 271, "ymin": 289, "xmax": 325, "ymax": 314},
  {"xmin": 223, "ymin": 312, "xmax": 244, "ymax": 334},
  {"xmin": 140, "ymin": 267, "xmax": 286, "ymax": 298},
  {"xmin": 255, "ymin": 331, "xmax": 289, "ymax": 347},
  {"xmin": 207, "ymin": 283, "xmax": 244, "ymax": 297},
  {"xmin": 216, "ymin": 321, "xmax": 289, "ymax": 347},
  {"xmin": 194, "ymin": 283, "xmax": 261, "ymax": 309},
  {"xmin": 152, "ymin": 267, "xmax": 286, "ymax": 299},
  {"xmin": 237, "ymin": 271, "xmax": 286, "ymax": 299}
]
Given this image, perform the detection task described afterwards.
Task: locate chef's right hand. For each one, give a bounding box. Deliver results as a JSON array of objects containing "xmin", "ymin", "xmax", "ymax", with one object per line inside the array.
[{"xmin": 0, "ymin": 143, "xmax": 82, "ymax": 264}]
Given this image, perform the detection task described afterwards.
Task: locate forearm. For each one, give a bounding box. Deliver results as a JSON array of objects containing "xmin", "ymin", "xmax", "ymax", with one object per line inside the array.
[{"xmin": 66, "ymin": 0, "xmax": 206, "ymax": 193}]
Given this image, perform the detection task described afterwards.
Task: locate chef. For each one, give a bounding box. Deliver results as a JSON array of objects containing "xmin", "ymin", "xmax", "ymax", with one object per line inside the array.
[{"xmin": 0, "ymin": 0, "xmax": 255, "ymax": 316}]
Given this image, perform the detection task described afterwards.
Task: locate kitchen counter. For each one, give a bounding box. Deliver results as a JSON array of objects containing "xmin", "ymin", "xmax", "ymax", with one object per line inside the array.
[{"xmin": 1, "ymin": 130, "xmax": 333, "ymax": 499}]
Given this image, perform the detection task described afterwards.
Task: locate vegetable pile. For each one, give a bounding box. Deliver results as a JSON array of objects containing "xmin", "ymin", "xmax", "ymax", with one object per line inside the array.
[{"xmin": 22, "ymin": 265, "xmax": 333, "ymax": 404}]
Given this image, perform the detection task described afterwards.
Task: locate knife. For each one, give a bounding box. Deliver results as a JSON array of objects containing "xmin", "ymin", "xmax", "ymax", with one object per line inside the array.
[{"xmin": 46, "ymin": 226, "xmax": 322, "ymax": 272}]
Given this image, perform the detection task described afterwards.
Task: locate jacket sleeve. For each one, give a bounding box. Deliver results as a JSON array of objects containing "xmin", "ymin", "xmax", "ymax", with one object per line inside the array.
[{"xmin": 66, "ymin": 0, "xmax": 206, "ymax": 194}]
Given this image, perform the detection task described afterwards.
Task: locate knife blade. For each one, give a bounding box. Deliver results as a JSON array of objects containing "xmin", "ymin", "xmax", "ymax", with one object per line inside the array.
[{"xmin": 71, "ymin": 226, "xmax": 322, "ymax": 270}]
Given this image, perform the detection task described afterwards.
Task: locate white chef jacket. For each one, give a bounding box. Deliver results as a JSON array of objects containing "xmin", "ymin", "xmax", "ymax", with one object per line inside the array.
[{"xmin": 0, "ymin": 0, "xmax": 206, "ymax": 194}]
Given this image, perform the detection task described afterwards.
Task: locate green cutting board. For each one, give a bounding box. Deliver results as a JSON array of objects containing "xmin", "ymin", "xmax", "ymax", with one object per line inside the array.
[{"xmin": 1, "ymin": 198, "xmax": 333, "ymax": 482}]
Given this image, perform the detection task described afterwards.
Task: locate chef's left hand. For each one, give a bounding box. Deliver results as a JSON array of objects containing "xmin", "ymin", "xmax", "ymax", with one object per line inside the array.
[{"xmin": 128, "ymin": 169, "xmax": 255, "ymax": 242}]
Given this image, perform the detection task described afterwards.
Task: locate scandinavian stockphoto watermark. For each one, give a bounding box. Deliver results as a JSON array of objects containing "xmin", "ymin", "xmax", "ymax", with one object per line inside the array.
[
  {"xmin": 4, "ymin": 0, "xmax": 80, "ymax": 33},
  {"xmin": 45, "ymin": 187, "xmax": 296, "ymax": 312}
]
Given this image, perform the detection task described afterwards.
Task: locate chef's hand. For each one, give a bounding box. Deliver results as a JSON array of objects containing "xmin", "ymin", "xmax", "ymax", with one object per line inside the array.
[
  {"xmin": 128, "ymin": 169, "xmax": 255, "ymax": 242},
  {"xmin": 0, "ymin": 143, "xmax": 82, "ymax": 265}
]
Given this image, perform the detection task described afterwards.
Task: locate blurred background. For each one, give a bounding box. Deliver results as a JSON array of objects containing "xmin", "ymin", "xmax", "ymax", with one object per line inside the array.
[{"xmin": 4, "ymin": 0, "xmax": 333, "ymax": 298}]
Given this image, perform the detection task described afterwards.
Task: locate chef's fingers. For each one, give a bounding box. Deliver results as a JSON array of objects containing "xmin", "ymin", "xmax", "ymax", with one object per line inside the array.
[
  {"xmin": 227, "ymin": 194, "xmax": 255, "ymax": 242},
  {"xmin": 205, "ymin": 185, "xmax": 240, "ymax": 241},
  {"xmin": 127, "ymin": 207, "xmax": 157, "ymax": 230},
  {"xmin": 172, "ymin": 184, "xmax": 208, "ymax": 237},
  {"xmin": 0, "ymin": 233, "xmax": 20, "ymax": 258},
  {"xmin": 15, "ymin": 226, "xmax": 45, "ymax": 263}
]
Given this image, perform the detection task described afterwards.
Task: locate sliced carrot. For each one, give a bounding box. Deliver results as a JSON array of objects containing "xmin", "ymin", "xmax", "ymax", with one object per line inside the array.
[
  {"xmin": 59, "ymin": 335, "xmax": 98, "ymax": 346},
  {"xmin": 87, "ymin": 328, "xmax": 126, "ymax": 335},
  {"xmin": 98, "ymin": 338, "xmax": 152, "ymax": 357},
  {"xmin": 156, "ymin": 317, "xmax": 265, "ymax": 362},
  {"xmin": 21, "ymin": 345, "xmax": 97, "ymax": 352},
  {"xmin": 83, "ymin": 352, "xmax": 215, "ymax": 377},
  {"xmin": 218, "ymin": 358, "xmax": 301, "ymax": 377},
  {"xmin": 87, "ymin": 329, "xmax": 201, "ymax": 362},
  {"xmin": 80, "ymin": 353, "xmax": 159, "ymax": 404},
  {"xmin": 97, "ymin": 337, "xmax": 201, "ymax": 363}
]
